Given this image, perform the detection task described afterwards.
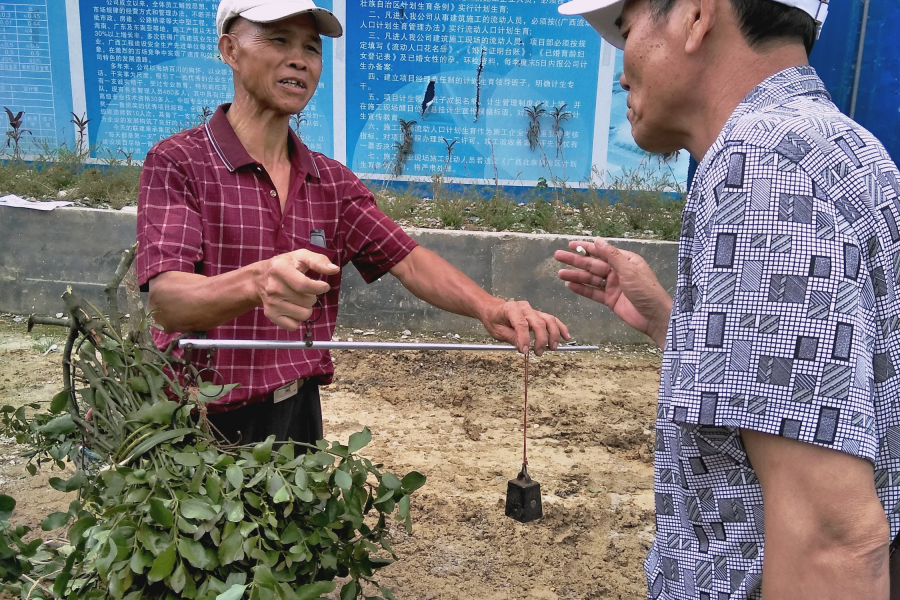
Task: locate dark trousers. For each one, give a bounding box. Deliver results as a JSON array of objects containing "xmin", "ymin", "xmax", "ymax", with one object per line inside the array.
[{"xmin": 208, "ymin": 380, "xmax": 323, "ymax": 446}]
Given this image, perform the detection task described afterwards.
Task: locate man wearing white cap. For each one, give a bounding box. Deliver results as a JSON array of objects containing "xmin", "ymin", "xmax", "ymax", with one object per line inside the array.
[
  {"xmin": 555, "ymin": 0, "xmax": 900, "ymax": 597},
  {"xmin": 136, "ymin": 0, "xmax": 570, "ymax": 446}
]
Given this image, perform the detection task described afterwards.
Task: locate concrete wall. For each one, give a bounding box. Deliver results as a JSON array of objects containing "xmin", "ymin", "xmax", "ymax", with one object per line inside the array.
[{"xmin": 0, "ymin": 206, "xmax": 679, "ymax": 344}]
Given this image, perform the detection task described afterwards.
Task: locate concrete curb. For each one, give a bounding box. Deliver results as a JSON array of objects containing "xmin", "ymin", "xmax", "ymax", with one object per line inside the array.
[{"xmin": 0, "ymin": 206, "xmax": 678, "ymax": 344}]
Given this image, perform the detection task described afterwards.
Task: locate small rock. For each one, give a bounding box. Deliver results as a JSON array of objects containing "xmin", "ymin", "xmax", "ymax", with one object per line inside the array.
[
  {"xmin": 55, "ymin": 312, "xmax": 64, "ymax": 318},
  {"xmin": 12, "ymin": 317, "xmax": 22, "ymax": 323},
  {"xmin": 400, "ymin": 334, "xmax": 409, "ymax": 339},
  {"xmin": 402, "ymin": 329, "xmax": 411, "ymax": 335},
  {"xmin": 353, "ymin": 329, "xmax": 364, "ymax": 334},
  {"xmin": 453, "ymin": 334, "xmax": 460, "ymax": 339}
]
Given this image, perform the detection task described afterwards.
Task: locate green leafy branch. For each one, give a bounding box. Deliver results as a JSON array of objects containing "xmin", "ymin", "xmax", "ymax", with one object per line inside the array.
[{"xmin": 0, "ymin": 248, "xmax": 425, "ymax": 600}]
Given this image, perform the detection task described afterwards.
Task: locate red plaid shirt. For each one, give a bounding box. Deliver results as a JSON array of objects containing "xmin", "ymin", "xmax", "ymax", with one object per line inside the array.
[{"xmin": 136, "ymin": 104, "xmax": 417, "ymax": 411}]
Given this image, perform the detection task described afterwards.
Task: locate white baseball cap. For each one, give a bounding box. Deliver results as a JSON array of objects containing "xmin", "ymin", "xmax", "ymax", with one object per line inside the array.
[
  {"xmin": 216, "ymin": 0, "xmax": 343, "ymax": 38},
  {"xmin": 558, "ymin": 0, "xmax": 828, "ymax": 50}
]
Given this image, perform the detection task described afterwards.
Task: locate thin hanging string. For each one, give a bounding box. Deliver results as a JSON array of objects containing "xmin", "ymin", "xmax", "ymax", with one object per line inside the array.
[{"xmin": 523, "ymin": 351, "xmax": 528, "ymax": 467}]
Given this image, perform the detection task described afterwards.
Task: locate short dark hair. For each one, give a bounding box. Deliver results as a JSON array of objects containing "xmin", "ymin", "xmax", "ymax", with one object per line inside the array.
[{"xmin": 648, "ymin": 0, "xmax": 817, "ymax": 55}]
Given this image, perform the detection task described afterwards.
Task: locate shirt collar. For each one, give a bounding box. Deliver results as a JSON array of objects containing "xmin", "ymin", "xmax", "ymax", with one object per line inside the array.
[
  {"xmin": 726, "ymin": 65, "xmax": 831, "ymax": 128},
  {"xmin": 695, "ymin": 66, "xmax": 830, "ymax": 178},
  {"xmin": 205, "ymin": 103, "xmax": 320, "ymax": 180}
]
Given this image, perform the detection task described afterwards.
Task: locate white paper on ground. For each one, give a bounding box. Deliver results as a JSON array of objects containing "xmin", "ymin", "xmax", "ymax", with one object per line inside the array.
[{"xmin": 0, "ymin": 194, "xmax": 73, "ymax": 211}]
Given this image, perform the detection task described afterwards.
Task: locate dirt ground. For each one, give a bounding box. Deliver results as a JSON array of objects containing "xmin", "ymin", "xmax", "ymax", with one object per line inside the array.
[{"xmin": 0, "ymin": 317, "xmax": 661, "ymax": 600}]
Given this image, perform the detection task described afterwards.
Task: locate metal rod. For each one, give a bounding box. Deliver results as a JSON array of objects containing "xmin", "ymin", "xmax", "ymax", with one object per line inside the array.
[
  {"xmin": 178, "ymin": 339, "xmax": 599, "ymax": 352},
  {"xmin": 849, "ymin": 0, "xmax": 870, "ymax": 120}
]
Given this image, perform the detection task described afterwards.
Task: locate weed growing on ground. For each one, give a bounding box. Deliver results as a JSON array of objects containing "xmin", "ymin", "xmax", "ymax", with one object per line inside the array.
[
  {"xmin": 1, "ymin": 126, "xmax": 685, "ymax": 239},
  {"xmin": 470, "ymin": 190, "xmax": 519, "ymax": 231}
]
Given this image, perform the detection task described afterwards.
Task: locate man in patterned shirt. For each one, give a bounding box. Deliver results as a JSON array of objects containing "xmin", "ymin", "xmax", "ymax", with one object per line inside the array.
[
  {"xmin": 556, "ymin": 0, "xmax": 899, "ymax": 597},
  {"xmin": 136, "ymin": 0, "xmax": 570, "ymax": 446}
]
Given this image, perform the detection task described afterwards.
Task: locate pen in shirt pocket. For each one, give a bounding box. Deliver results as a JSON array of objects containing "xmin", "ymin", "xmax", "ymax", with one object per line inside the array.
[
  {"xmin": 308, "ymin": 229, "xmax": 337, "ymax": 277},
  {"xmin": 310, "ymin": 229, "xmax": 326, "ymax": 248}
]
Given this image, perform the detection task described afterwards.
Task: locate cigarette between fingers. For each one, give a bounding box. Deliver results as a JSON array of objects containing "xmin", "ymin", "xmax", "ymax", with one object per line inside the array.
[{"xmin": 576, "ymin": 246, "xmax": 588, "ymax": 257}]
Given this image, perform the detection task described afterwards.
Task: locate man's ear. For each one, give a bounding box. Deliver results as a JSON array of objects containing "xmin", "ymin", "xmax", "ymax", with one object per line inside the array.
[
  {"xmin": 218, "ymin": 33, "xmax": 238, "ymax": 69},
  {"xmin": 684, "ymin": 0, "xmax": 718, "ymax": 54}
]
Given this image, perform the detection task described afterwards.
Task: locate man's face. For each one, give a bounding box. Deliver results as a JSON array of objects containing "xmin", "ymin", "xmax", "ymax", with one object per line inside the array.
[
  {"xmin": 224, "ymin": 14, "xmax": 324, "ymax": 116},
  {"xmin": 617, "ymin": 0, "xmax": 690, "ymax": 153}
]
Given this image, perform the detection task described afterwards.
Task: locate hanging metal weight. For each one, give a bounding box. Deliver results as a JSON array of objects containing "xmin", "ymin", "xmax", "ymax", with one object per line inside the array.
[
  {"xmin": 505, "ymin": 463, "xmax": 543, "ymax": 523},
  {"xmin": 505, "ymin": 353, "xmax": 542, "ymax": 523}
]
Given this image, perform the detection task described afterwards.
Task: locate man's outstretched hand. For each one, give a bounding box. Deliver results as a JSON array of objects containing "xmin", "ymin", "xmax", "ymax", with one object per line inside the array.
[
  {"xmin": 554, "ymin": 237, "xmax": 672, "ymax": 348},
  {"xmin": 479, "ymin": 299, "xmax": 570, "ymax": 356}
]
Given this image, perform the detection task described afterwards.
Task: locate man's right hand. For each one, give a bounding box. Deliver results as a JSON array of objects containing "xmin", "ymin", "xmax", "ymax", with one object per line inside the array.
[
  {"xmin": 554, "ymin": 237, "xmax": 672, "ymax": 348},
  {"xmin": 255, "ymin": 250, "xmax": 339, "ymax": 331},
  {"xmin": 148, "ymin": 249, "xmax": 339, "ymax": 334}
]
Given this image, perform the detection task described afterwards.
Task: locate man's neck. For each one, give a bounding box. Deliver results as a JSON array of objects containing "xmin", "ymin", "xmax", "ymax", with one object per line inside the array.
[
  {"xmin": 684, "ymin": 43, "xmax": 810, "ymax": 161},
  {"xmin": 225, "ymin": 98, "xmax": 292, "ymax": 168}
]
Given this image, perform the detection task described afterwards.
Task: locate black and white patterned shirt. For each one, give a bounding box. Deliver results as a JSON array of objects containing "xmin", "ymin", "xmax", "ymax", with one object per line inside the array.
[{"xmin": 648, "ymin": 66, "xmax": 900, "ymax": 599}]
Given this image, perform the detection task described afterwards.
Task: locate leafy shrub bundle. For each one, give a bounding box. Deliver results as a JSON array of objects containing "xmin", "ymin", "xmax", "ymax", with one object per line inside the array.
[{"xmin": 1, "ymin": 283, "xmax": 424, "ymax": 600}]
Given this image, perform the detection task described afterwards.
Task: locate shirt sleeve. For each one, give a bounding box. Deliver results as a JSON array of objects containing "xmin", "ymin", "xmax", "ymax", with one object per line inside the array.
[
  {"xmin": 663, "ymin": 140, "xmax": 879, "ymax": 463},
  {"xmin": 338, "ymin": 170, "xmax": 418, "ymax": 283},
  {"xmin": 136, "ymin": 148, "xmax": 205, "ymax": 289}
]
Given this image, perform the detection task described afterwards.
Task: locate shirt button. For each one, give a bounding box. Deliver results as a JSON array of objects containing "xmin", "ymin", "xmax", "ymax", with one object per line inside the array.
[{"xmin": 269, "ymin": 190, "xmax": 277, "ymax": 197}]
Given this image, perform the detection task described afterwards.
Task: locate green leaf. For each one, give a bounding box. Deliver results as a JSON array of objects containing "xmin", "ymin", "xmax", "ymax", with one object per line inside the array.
[
  {"xmin": 226, "ymin": 464, "xmax": 243, "ymax": 489},
  {"xmin": 174, "ymin": 452, "xmax": 202, "ymax": 467},
  {"xmin": 348, "ymin": 428, "xmax": 372, "ymax": 454},
  {"xmin": 49, "ymin": 470, "xmax": 87, "ymax": 493},
  {"xmin": 38, "ymin": 414, "xmax": 76, "ymax": 438},
  {"xmin": 381, "ymin": 472, "xmax": 401, "ymax": 490},
  {"xmin": 180, "ymin": 498, "xmax": 219, "ymax": 520},
  {"xmin": 0, "ymin": 494, "xmax": 14, "ymax": 520},
  {"xmin": 334, "ymin": 470, "xmax": 352, "ymax": 491},
  {"xmin": 280, "ymin": 522, "xmax": 301, "ymax": 545},
  {"xmin": 50, "ymin": 389, "xmax": 70, "ymax": 414},
  {"xmin": 398, "ymin": 495, "xmax": 410, "ymax": 520},
  {"xmin": 129, "ymin": 550, "xmax": 147, "ymax": 574},
  {"xmin": 400, "ymin": 471, "xmax": 427, "ymax": 494},
  {"xmin": 197, "ymin": 381, "xmax": 240, "ymax": 402},
  {"xmin": 147, "ymin": 542, "xmax": 177, "ymax": 582},
  {"xmin": 272, "ymin": 486, "xmax": 290, "ymax": 504},
  {"xmin": 95, "ymin": 537, "xmax": 118, "ymax": 575},
  {"xmin": 130, "ymin": 400, "xmax": 181, "ymax": 424},
  {"xmin": 253, "ymin": 436, "xmax": 274, "ymax": 463},
  {"xmin": 41, "ymin": 511, "xmax": 70, "ymax": 531},
  {"xmin": 340, "ymin": 581, "xmax": 360, "ymax": 600},
  {"xmin": 169, "ymin": 561, "xmax": 187, "ymax": 594},
  {"xmin": 266, "ymin": 473, "xmax": 285, "ymax": 498},
  {"xmin": 216, "ymin": 584, "xmax": 247, "ymax": 600},
  {"xmin": 378, "ymin": 587, "xmax": 396, "ymax": 600},
  {"xmin": 148, "ymin": 498, "xmax": 175, "ymax": 528},
  {"xmin": 178, "ymin": 537, "xmax": 216, "ymax": 569},
  {"xmin": 293, "ymin": 468, "xmax": 308, "ymax": 490},
  {"xmin": 224, "ymin": 499, "xmax": 244, "ymax": 523},
  {"xmin": 277, "ymin": 444, "xmax": 295, "ymax": 461},
  {"xmin": 312, "ymin": 452, "xmax": 335, "ymax": 467},
  {"xmin": 68, "ymin": 515, "xmax": 97, "ymax": 545},
  {"xmin": 126, "ymin": 428, "xmax": 195, "ymax": 461},
  {"xmin": 127, "ymin": 376, "xmax": 151, "ymax": 395},
  {"xmin": 243, "ymin": 491, "xmax": 261, "ymax": 510},
  {"xmin": 295, "ymin": 582, "xmax": 336, "ymax": 600},
  {"xmin": 219, "ymin": 529, "xmax": 244, "ymax": 565}
]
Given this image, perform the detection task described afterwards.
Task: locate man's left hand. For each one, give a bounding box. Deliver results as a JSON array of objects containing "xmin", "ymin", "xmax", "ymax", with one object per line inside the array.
[
  {"xmin": 390, "ymin": 246, "xmax": 570, "ymax": 355},
  {"xmin": 479, "ymin": 300, "xmax": 570, "ymax": 356}
]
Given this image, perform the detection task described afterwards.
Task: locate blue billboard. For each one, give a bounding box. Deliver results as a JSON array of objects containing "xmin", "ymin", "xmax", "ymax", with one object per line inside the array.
[{"xmin": 1, "ymin": 0, "xmax": 706, "ymax": 190}]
